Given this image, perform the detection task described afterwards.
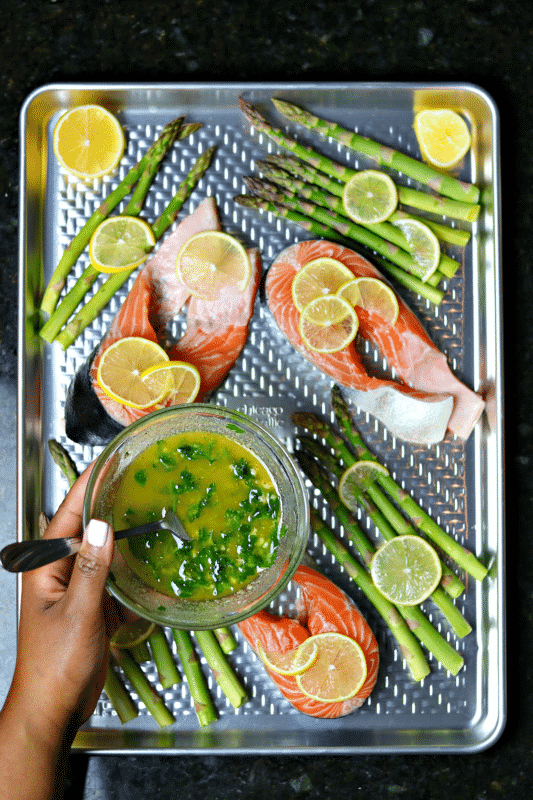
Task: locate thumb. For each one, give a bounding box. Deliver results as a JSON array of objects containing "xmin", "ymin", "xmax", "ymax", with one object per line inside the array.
[{"xmin": 66, "ymin": 519, "xmax": 115, "ymax": 615}]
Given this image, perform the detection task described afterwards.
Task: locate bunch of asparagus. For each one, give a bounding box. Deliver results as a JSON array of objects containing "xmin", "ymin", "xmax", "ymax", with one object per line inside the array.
[
  {"xmin": 234, "ymin": 97, "xmax": 480, "ymax": 306},
  {"xmin": 291, "ymin": 386, "xmax": 488, "ymax": 681},
  {"xmin": 48, "ymin": 440, "xmax": 247, "ymax": 729},
  {"xmin": 40, "ymin": 117, "xmax": 215, "ymax": 350}
]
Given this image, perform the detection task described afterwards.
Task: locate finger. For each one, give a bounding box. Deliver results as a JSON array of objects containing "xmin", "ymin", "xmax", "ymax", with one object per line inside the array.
[
  {"xmin": 64, "ymin": 519, "xmax": 115, "ymax": 620},
  {"xmin": 42, "ymin": 462, "xmax": 95, "ymax": 541}
]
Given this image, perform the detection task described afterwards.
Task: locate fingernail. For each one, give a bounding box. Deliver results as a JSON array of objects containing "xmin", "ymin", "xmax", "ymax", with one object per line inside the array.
[{"xmin": 85, "ymin": 519, "xmax": 110, "ymax": 548}]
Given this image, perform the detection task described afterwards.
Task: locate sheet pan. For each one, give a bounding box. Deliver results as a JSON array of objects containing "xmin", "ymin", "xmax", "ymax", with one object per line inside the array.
[{"xmin": 17, "ymin": 82, "xmax": 504, "ymax": 753}]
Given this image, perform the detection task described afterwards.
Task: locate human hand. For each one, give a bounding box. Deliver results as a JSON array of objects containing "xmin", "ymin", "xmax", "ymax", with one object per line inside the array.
[{"xmin": 7, "ymin": 464, "xmax": 118, "ymax": 741}]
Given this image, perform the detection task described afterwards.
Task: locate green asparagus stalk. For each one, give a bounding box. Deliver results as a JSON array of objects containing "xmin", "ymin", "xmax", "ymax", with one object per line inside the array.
[
  {"xmin": 234, "ymin": 194, "xmax": 445, "ymax": 306},
  {"xmin": 111, "ymin": 647, "xmax": 175, "ymax": 728},
  {"xmin": 299, "ymin": 437, "xmax": 471, "ymax": 638},
  {"xmin": 48, "ymin": 438, "xmax": 79, "ymax": 487},
  {"xmin": 103, "ymin": 664, "xmax": 138, "ymax": 724},
  {"xmin": 42, "ymin": 126, "xmax": 208, "ymax": 347},
  {"xmin": 309, "ymin": 509, "xmax": 430, "ymax": 681},
  {"xmin": 194, "ymin": 630, "xmax": 248, "ymax": 708},
  {"xmin": 330, "ymin": 385, "xmax": 488, "ymax": 582},
  {"xmin": 148, "ymin": 626, "xmax": 181, "ymax": 689},
  {"xmin": 271, "ymin": 97, "xmax": 480, "ymax": 204},
  {"xmin": 172, "ymin": 629, "xmax": 218, "ymax": 727},
  {"xmin": 55, "ymin": 144, "xmax": 216, "ymax": 350},
  {"xmin": 129, "ymin": 641, "xmax": 151, "ymax": 663},
  {"xmin": 294, "ymin": 423, "xmax": 465, "ymax": 600},
  {"xmin": 239, "ymin": 97, "xmax": 480, "ymax": 223},
  {"xmin": 263, "ymin": 155, "xmax": 471, "ymax": 247},
  {"xmin": 40, "ymin": 116, "xmax": 184, "ymax": 318},
  {"xmin": 253, "ymin": 166, "xmax": 458, "ymax": 281},
  {"xmin": 297, "ymin": 453, "xmax": 464, "ymax": 674},
  {"xmin": 214, "ymin": 627, "xmax": 239, "ymax": 654}
]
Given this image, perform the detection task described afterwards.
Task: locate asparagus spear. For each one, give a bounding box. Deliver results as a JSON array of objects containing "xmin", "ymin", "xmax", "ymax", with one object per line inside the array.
[
  {"xmin": 330, "ymin": 385, "xmax": 489, "ymax": 582},
  {"xmin": 308, "ymin": 508, "xmax": 430, "ymax": 681},
  {"xmin": 111, "ymin": 647, "xmax": 175, "ymax": 728},
  {"xmin": 271, "ymin": 98, "xmax": 480, "ymax": 204},
  {"xmin": 297, "ymin": 453, "xmax": 464, "ymax": 675},
  {"xmin": 239, "ymin": 97, "xmax": 480, "ymax": 223},
  {"xmin": 41, "ymin": 125, "xmax": 207, "ymax": 347},
  {"xmin": 293, "ymin": 419, "xmax": 465, "ymax": 600},
  {"xmin": 194, "ymin": 630, "xmax": 248, "ymax": 708},
  {"xmin": 103, "ymin": 664, "xmax": 138, "ymax": 724},
  {"xmin": 55, "ymin": 144, "xmax": 216, "ymax": 350},
  {"xmin": 234, "ymin": 194, "xmax": 445, "ymax": 306},
  {"xmin": 172, "ymin": 628, "xmax": 218, "ymax": 727},
  {"xmin": 148, "ymin": 626, "xmax": 182, "ymax": 689},
  {"xmin": 214, "ymin": 627, "xmax": 239, "ymax": 654},
  {"xmin": 40, "ymin": 116, "xmax": 184, "ymax": 318},
  {"xmin": 263, "ymin": 155, "xmax": 471, "ymax": 247},
  {"xmin": 245, "ymin": 173, "xmax": 458, "ymax": 280},
  {"xmin": 299, "ymin": 436, "xmax": 471, "ymax": 639}
]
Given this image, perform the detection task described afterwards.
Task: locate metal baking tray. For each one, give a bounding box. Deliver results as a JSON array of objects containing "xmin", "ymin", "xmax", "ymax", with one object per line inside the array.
[{"xmin": 17, "ymin": 82, "xmax": 504, "ymax": 754}]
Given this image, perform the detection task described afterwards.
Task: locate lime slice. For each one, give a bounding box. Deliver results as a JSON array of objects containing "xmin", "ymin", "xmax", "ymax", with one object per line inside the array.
[
  {"xmin": 391, "ymin": 217, "xmax": 440, "ymax": 281},
  {"xmin": 96, "ymin": 337, "xmax": 170, "ymax": 409},
  {"xmin": 256, "ymin": 639, "xmax": 318, "ymax": 676},
  {"xmin": 52, "ymin": 104, "xmax": 125, "ymax": 181},
  {"xmin": 414, "ymin": 109, "xmax": 471, "ymax": 169},
  {"xmin": 295, "ymin": 633, "xmax": 367, "ymax": 703},
  {"xmin": 299, "ymin": 295, "xmax": 359, "ymax": 353},
  {"xmin": 140, "ymin": 361, "xmax": 201, "ymax": 405},
  {"xmin": 351, "ymin": 277, "xmax": 399, "ymax": 325},
  {"xmin": 342, "ymin": 169, "xmax": 398, "ymax": 224},
  {"xmin": 89, "ymin": 216, "xmax": 156, "ymax": 273},
  {"xmin": 176, "ymin": 231, "xmax": 251, "ymax": 301},
  {"xmin": 370, "ymin": 535, "xmax": 442, "ymax": 606},
  {"xmin": 111, "ymin": 618, "xmax": 156, "ymax": 649},
  {"xmin": 338, "ymin": 461, "xmax": 390, "ymax": 511},
  {"xmin": 291, "ymin": 257, "xmax": 354, "ymax": 312}
]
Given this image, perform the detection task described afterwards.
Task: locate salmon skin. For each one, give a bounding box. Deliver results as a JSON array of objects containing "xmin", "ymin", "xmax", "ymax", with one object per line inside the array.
[
  {"xmin": 64, "ymin": 198, "xmax": 261, "ymax": 445},
  {"xmin": 265, "ymin": 239, "xmax": 485, "ymax": 444},
  {"xmin": 238, "ymin": 564, "xmax": 379, "ymax": 718}
]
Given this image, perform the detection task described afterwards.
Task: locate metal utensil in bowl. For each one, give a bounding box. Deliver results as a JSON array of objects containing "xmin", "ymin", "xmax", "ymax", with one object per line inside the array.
[{"xmin": 0, "ymin": 508, "xmax": 190, "ymax": 573}]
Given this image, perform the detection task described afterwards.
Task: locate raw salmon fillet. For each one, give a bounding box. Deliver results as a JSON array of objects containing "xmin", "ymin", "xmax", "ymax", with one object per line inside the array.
[
  {"xmin": 266, "ymin": 240, "xmax": 485, "ymax": 444},
  {"xmin": 65, "ymin": 198, "xmax": 261, "ymax": 444},
  {"xmin": 238, "ymin": 565, "xmax": 379, "ymax": 718}
]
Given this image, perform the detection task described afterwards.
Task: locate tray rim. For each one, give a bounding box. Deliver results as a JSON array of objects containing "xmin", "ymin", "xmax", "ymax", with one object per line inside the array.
[{"xmin": 16, "ymin": 80, "xmax": 505, "ymax": 755}]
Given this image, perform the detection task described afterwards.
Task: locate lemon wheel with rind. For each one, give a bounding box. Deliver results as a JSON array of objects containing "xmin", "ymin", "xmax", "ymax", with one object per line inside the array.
[
  {"xmin": 96, "ymin": 337, "xmax": 170, "ymax": 410},
  {"xmin": 176, "ymin": 231, "xmax": 251, "ymax": 301},
  {"xmin": 370, "ymin": 534, "xmax": 442, "ymax": 606},
  {"xmin": 52, "ymin": 104, "xmax": 126, "ymax": 181},
  {"xmin": 342, "ymin": 169, "xmax": 398, "ymax": 225},
  {"xmin": 291, "ymin": 257, "xmax": 354, "ymax": 312},
  {"xmin": 295, "ymin": 632, "xmax": 368, "ymax": 703},
  {"xmin": 89, "ymin": 216, "xmax": 156, "ymax": 273},
  {"xmin": 256, "ymin": 639, "xmax": 319, "ymax": 676},
  {"xmin": 298, "ymin": 295, "xmax": 359, "ymax": 354}
]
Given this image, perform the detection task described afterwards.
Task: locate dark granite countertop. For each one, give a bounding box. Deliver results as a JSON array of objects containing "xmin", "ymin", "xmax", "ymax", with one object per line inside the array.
[{"xmin": 0, "ymin": 1, "xmax": 527, "ymax": 797}]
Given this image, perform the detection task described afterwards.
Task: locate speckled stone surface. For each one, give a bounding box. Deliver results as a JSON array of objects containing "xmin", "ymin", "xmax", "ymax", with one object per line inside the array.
[{"xmin": 0, "ymin": 0, "xmax": 528, "ymax": 797}]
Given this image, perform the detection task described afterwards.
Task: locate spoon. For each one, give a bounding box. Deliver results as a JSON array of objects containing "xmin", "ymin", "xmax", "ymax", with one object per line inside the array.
[{"xmin": 0, "ymin": 509, "xmax": 191, "ymax": 573}]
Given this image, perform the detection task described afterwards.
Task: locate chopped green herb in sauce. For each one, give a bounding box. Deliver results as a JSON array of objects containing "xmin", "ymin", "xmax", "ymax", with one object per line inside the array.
[{"xmin": 113, "ymin": 431, "xmax": 282, "ymax": 601}]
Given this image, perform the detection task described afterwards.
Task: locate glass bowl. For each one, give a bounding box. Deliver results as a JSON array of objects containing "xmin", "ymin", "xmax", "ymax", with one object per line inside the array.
[{"xmin": 83, "ymin": 403, "xmax": 309, "ymax": 629}]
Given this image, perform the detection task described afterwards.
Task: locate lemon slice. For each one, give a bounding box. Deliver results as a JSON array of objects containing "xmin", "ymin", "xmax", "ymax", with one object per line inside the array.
[
  {"xmin": 338, "ymin": 461, "xmax": 390, "ymax": 511},
  {"xmin": 96, "ymin": 337, "xmax": 170, "ymax": 409},
  {"xmin": 351, "ymin": 277, "xmax": 399, "ymax": 325},
  {"xmin": 52, "ymin": 104, "xmax": 125, "ymax": 181},
  {"xmin": 295, "ymin": 633, "xmax": 367, "ymax": 703},
  {"xmin": 256, "ymin": 639, "xmax": 318, "ymax": 676},
  {"xmin": 336, "ymin": 278, "xmax": 362, "ymax": 307},
  {"xmin": 414, "ymin": 109, "xmax": 471, "ymax": 169},
  {"xmin": 370, "ymin": 535, "xmax": 442, "ymax": 606},
  {"xmin": 110, "ymin": 618, "xmax": 156, "ymax": 650},
  {"xmin": 89, "ymin": 216, "xmax": 156, "ymax": 273},
  {"xmin": 299, "ymin": 296, "xmax": 359, "ymax": 353},
  {"xmin": 291, "ymin": 257, "xmax": 354, "ymax": 312},
  {"xmin": 176, "ymin": 231, "xmax": 251, "ymax": 301},
  {"xmin": 140, "ymin": 361, "xmax": 201, "ymax": 405},
  {"xmin": 391, "ymin": 217, "xmax": 440, "ymax": 281},
  {"xmin": 342, "ymin": 169, "xmax": 398, "ymax": 225}
]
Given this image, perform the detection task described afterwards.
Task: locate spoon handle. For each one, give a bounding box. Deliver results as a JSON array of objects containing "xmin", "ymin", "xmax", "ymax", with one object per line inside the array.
[{"xmin": 0, "ymin": 536, "xmax": 82, "ymax": 573}]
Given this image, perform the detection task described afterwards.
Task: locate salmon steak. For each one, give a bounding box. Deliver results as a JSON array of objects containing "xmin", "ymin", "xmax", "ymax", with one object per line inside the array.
[
  {"xmin": 265, "ymin": 239, "xmax": 485, "ymax": 444},
  {"xmin": 238, "ymin": 564, "xmax": 379, "ymax": 718},
  {"xmin": 64, "ymin": 197, "xmax": 262, "ymax": 445}
]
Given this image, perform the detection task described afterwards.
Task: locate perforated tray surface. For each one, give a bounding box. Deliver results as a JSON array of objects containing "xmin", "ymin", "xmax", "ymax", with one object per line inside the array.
[{"xmin": 17, "ymin": 82, "xmax": 504, "ymax": 753}]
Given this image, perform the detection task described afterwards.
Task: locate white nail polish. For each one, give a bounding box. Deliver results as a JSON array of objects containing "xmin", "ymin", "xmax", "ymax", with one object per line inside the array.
[{"xmin": 85, "ymin": 519, "xmax": 110, "ymax": 548}]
